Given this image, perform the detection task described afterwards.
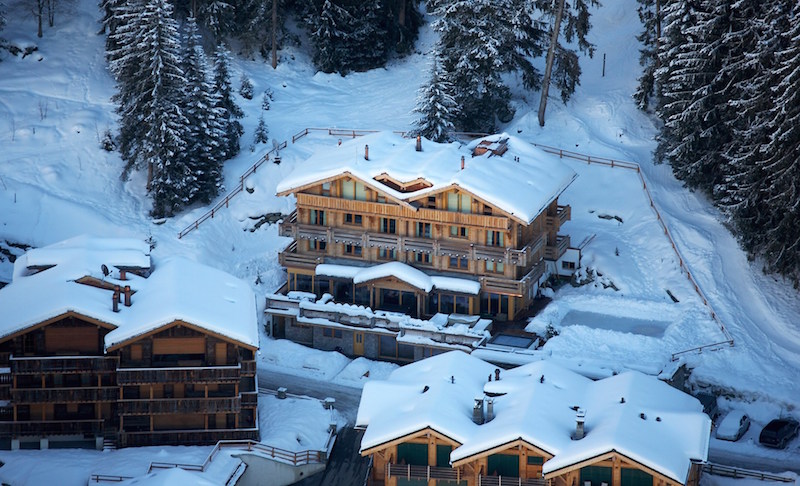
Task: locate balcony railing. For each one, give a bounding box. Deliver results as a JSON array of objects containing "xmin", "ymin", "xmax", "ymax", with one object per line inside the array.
[
  {"xmin": 118, "ymin": 396, "xmax": 240, "ymax": 415},
  {"xmin": 12, "ymin": 386, "xmax": 119, "ymax": 403},
  {"xmin": 241, "ymin": 392, "xmax": 258, "ymax": 407},
  {"xmin": 544, "ymin": 235, "xmax": 570, "ymax": 261},
  {"xmin": 478, "ymin": 476, "xmax": 546, "ymax": 486},
  {"xmin": 240, "ymin": 360, "xmax": 257, "ymax": 376},
  {"xmin": 545, "ymin": 205, "xmax": 571, "ymax": 230},
  {"xmin": 11, "ymin": 356, "xmax": 119, "ymax": 374},
  {"xmin": 0, "ymin": 419, "xmax": 104, "ymax": 437},
  {"xmin": 122, "ymin": 428, "xmax": 259, "ymax": 447},
  {"xmin": 117, "ymin": 365, "xmax": 242, "ymax": 385},
  {"xmin": 281, "ymin": 221, "xmax": 546, "ymax": 269},
  {"xmin": 387, "ymin": 463, "xmax": 461, "ymax": 482}
]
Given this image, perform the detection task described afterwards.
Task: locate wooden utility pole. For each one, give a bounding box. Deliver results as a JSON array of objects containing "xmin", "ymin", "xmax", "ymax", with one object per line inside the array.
[
  {"xmin": 271, "ymin": 0, "xmax": 278, "ymax": 69},
  {"xmin": 537, "ymin": 0, "xmax": 566, "ymax": 127}
]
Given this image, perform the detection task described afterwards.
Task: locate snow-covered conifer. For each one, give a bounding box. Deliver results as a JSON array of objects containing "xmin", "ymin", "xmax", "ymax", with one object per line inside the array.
[
  {"xmin": 239, "ymin": 73, "xmax": 254, "ymax": 99},
  {"xmin": 253, "ymin": 112, "xmax": 269, "ymax": 145},
  {"xmin": 212, "ymin": 43, "xmax": 244, "ymax": 158},
  {"xmin": 411, "ymin": 54, "xmax": 456, "ymax": 143}
]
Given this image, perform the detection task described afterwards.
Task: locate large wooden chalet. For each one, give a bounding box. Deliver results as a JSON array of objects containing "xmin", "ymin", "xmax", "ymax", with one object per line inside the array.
[
  {"xmin": 357, "ymin": 352, "xmax": 710, "ymax": 486},
  {"xmin": 0, "ymin": 236, "xmax": 259, "ymax": 450},
  {"xmin": 266, "ymin": 132, "xmax": 578, "ymax": 361}
]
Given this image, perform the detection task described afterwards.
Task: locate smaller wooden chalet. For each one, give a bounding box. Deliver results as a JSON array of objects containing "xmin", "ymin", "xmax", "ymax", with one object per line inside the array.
[
  {"xmin": 267, "ymin": 132, "xmax": 579, "ymax": 361},
  {"xmin": 0, "ymin": 236, "xmax": 259, "ymax": 450},
  {"xmin": 356, "ymin": 352, "xmax": 710, "ymax": 486}
]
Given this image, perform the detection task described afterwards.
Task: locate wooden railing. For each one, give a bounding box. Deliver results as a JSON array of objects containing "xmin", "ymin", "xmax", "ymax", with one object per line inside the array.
[
  {"xmin": 478, "ymin": 476, "xmax": 546, "ymax": 486},
  {"xmin": 177, "ymin": 141, "xmax": 288, "ymax": 239},
  {"xmin": 241, "ymin": 360, "xmax": 257, "ymax": 376},
  {"xmin": 118, "ymin": 396, "xmax": 240, "ymax": 415},
  {"xmin": 11, "ymin": 355, "xmax": 119, "ymax": 374},
  {"xmin": 122, "ymin": 428, "xmax": 260, "ymax": 447},
  {"xmin": 703, "ymin": 463, "xmax": 794, "ymax": 482},
  {"xmin": 296, "ymin": 193, "xmax": 511, "ymax": 230},
  {"xmin": 241, "ymin": 392, "xmax": 258, "ymax": 407},
  {"xmin": 0, "ymin": 419, "xmax": 104, "ymax": 436},
  {"xmin": 387, "ymin": 463, "xmax": 461, "ymax": 481},
  {"xmin": 278, "ymin": 240, "xmax": 324, "ymax": 269},
  {"xmin": 12, "ymin": 386, "xmax": 119, "ymax": 403},
  {"xmin": 545, "ymin": 205, "xmax": 571, "ymax": 229},
  {"xmin": 281, "ymin": 221, "xmax": 541, "ymax": 268},
  {"xmin": 544, "ymin": 235, "xmax": 570, "ymax": 261},
  {"xmin": 116, "ymin": 365, "xmax": 242, "ymax": 385}
]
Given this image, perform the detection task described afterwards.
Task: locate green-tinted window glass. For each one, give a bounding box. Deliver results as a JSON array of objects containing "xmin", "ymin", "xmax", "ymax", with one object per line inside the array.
[
  {"xmin": 397, "ymin": 442, "xmax": 428, "ymax": 466},
  {"xmin": 621, "ymin": 468, "xmax": 653, "ymax": 486},
  {"xmin": 580, "ymin": 466, "xmax": 613, "ymax": 486},
  {"xmin": 436, "ymin": 444, "xmax": 452, "ymax": 467},
  {"xmin": 487, "ymin": 454, "xmax": 519, "ymax": 477}
]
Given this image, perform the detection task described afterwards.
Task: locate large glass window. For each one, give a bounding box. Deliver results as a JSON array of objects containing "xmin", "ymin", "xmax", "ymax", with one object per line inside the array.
[
  {"xmin": 486, "ymin": 260, "xmax": 504, "ymax": 274},
  {"xmin": 447, "ymin": 192, "xmax": 471, "ymax": 213},
  {"xmin": 487, "ymin": 454, "xmax": 519, "ymax": 477},
  {"xmin": 310, "ymin": 210, "xmax": 326, "ymax": 225},
  {"xmin": 342, "ymin": 180, "xmax": 367, "ymax": 201},
  {"xmin": 487, "ymin": 230, "xmax": 504, "ymax": 246},
  {"xmin": 436, "ymin": 444, "xmax": 452, "ymax": 467},
  {"xmin": 450, "ymin": 226, "xmax": 468, "ymax": 238},
  {"xmin": 416, "ymin": 222, "xmax": 431, "ymax": 238},
  {"xmin": 379, "ymin": 335, "xmax": 398, "ymax": 359},
  {"xmin": 345, "ymin": 213, "xmax": 363, "ymax": 225},
  {"xmin": 581, "ymin": 466, "xmax": 613, "ymax": 486},
  {"xmin": 295, "ymin": 274, "xmax": 313, "ymax": 292},
  {"xmin": 455, "ymin": 296, "xmax": 469, "ymax": 314},
  {"xmin": 448, "ymin": 256, "xmax": 468, "ymax": 270},
  {"xmin": 621, "ymin": 468, "xmax": 653, "ymax": 486},
  {"xmin": 397, "ymin": 443, "xmax": 428, "ymax": 466}
]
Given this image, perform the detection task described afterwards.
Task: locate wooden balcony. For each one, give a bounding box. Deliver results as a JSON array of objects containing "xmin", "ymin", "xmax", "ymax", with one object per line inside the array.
[
  {"xmin": 116, "ymin": 365, "xmax": 243, "ymax": 385},
  {"xmin": 478, "ymin": 476, "xmax": 546, "ymax": 486},
  {"xmin": 0, "ymin": 419, "xmax": 104, "ymax": 437},
  {"xmin": 122, "ymin": 427, "xmax": 259, "ymax": 447},
  {"xmin": 11, "ymin": 356, "xmax": 119, "ymax": 374},
  {"xmin": 118, "ymin": 396, "xmax": 241, "ymax": 415},
  {"xmin": 296, "ymin": 194, "xmax": 511, "ymax": 230},
  {"xmin": 281, "ymin": 221, "xmax": 545, "ymax": 269},
  {"xmin": 278, "ymin": 240, "xmax": 324, "ymax": 269},
  {"xmin": 387, "ymin": 463, "xmax": 461, "ymax": 482},
  {"xmin": 12, "ymin": 386, "xmax": 119, "ymax": 404},
  {"xmin": 241, "ymin": 392, "xmax": 258, "ymax": 407},
  {"xmin": 544, "ymin": 235, "xmax": 570, "ymax": 261},
  {"xmin": 240, "ymin": 360, "xmax": 257, "ymax": 377},
  {"xmin": 545, "ymin": 205, "xmax": 571, "ymax": 230},
  {"xmin": 481, "ymin": 276, "xmax": 525, "ymax": 297}
]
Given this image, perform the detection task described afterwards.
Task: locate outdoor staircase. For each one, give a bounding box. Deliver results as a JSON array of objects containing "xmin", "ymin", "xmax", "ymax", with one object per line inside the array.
[{"xmin": 102, "ymin": 436, "xmax": 118, "ymax": 451}]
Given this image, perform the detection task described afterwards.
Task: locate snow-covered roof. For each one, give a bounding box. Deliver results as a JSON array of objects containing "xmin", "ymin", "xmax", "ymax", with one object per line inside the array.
[
  {"xmin": 357, "ymin": 351, "xmax": 710, "ymax": 484},
  {"xmin": 316, "ymin": 262, "xmax": 481, "ymax": 295},
  {"xmin": 0, "ymin": 237, "xmax": 258, "ymax": 349},
  {"xmin": 277, "ymin": 132, "xmax": 577, "ymax": 224}
]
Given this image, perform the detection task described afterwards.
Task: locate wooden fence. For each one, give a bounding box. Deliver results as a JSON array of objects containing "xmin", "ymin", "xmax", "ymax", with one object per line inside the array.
[
  {"xmin": 703, "ymin": 463, "xmax": 795, "ymax": 482},
  {"xmin": 89, "ymin": 437, "xmax": 331, "ymax": 483},
  {"xmin": 177, "ymin": 141, "xmax": 287, "ymax": 239}
]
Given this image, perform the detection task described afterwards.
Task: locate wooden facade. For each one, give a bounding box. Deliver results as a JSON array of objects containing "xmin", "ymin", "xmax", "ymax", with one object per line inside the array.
[
  {"xmin": 0, "ymin": 316, "xmax": 258, "ymax": 449},
  {"xmin": 277, "ymin": 173, "xmax": 573, "ymax": 321},
  {"xmin": 362, "ymin": 431, "xmax": 703, "ymax": 486}
]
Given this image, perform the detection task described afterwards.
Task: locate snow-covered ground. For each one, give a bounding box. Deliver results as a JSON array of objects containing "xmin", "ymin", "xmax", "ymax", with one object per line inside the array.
[{"xmin": 0, "ymin": 0, "xmax": 799, "ymax": 481}]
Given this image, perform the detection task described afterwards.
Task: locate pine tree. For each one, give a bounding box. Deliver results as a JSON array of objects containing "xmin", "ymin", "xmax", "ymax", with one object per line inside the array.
[
  {"xmin": 212, "ymin": 43, "xmax": 244, "ymax": 158},
  {"xmin": 239, "ymin": 73, "xmax": 254, "ymax": 99},
  {"xmin": 261, "ymin": 89, "xmax": 273, "ymax": 110},
  {"xmin": 411, "ymin": 54, "xmax": 456, "ymax": 142},
  {"xmin": 310, "ymin": 0, "xmax": 353, "ymax": 73},
  {"xmin": 430, "ymin": 0, "xmax": 543, "ymax": 132},
  {"xmin": 633, "ymin": 0, "xmax": 661, "ymax": 110},
  {"xmin": 110, "ymin": 0, "xmax": 193, "ymax": 217},
  {"xmin": 182, "ymin": 16, "xmax": 226, "ymax": 204},
  {"xmin": 253, "ymin": 112, "xmax": 269, "ymax": 145},
  {"xmin": 537, "ymin": 0, "xmax": 599, "ymax": 126}
]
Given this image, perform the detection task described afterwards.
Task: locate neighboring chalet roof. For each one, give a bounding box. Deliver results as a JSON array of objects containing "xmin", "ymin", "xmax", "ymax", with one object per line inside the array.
[
  {"xmin": 356, "ymin": 351, "xmax": 710, "ymax": 485},
  {"xmin": 276, "ymin": 132, "xmax": 577, "ymax": 225},
  {"xmin": 316, "ymin": 262, "xmax": 481, "ymax": 295},
  {"xmin": 0, "ymin": 236, "xmax": 258, "ymax": 350}
]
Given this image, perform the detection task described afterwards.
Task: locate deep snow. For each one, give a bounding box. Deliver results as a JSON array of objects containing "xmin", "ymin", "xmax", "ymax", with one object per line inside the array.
[{"xmin": 0, "ymin": 0, "xmax": 799, "ymax": 481}]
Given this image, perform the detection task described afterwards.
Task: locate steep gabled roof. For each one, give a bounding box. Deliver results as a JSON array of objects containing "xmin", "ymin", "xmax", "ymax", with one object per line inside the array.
[
  {"xmin": 277, "ymin": 132, "xmax": 577, "ymax": 225},
  {"xmin": 356, "ymin": 352, "xmax": 710, "ymax": 485}
]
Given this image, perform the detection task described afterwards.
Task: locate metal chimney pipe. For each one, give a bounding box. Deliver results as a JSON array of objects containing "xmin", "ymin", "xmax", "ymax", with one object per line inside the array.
[
  {"xmin": 575, "ymin": 408, "xmax": 586, "ymax": 440},
  {"xmin": 461, "ymin": 155, "xmax": 465, "ymax": 170},
  {"xmin": 486, "ymin": 398, "xmax": 495, "ymax": 422},
  {"xmin": 124, "ymin": 285, "xmax": 131, "ymax": 307},
  {"xmin": 112, "ymin": 286, "xmax": 120, "ymax": 313},
  {"xmin": 473, "ymin": 397, "xmax": 484, "ymax": 425},
  {"xmin": 365, "ymin": 145, "xmax": 369, "ymax": 160},
  {"xmin": 416, "ymin": 135, "xmax": 422, "ymax": 152}
]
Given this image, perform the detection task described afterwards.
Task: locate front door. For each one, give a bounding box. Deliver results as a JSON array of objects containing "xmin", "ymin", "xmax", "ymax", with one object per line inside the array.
[{"xmin": 353, "ymin": 332, "xmax": 365, "ymax": 356}]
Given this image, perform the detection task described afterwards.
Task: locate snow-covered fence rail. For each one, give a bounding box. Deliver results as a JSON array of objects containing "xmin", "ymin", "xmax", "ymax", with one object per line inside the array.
[
  {"xmin": 703, "ymin": 463, "xmax": 795, "ymax": 482},
  {"xmin": 537, "ymin": 143, "xmax": 734, "ymax": 357},
  {"xmin": 177, "ymin": 141, "xmax": 288, "ymax": 239},
  {"xmin": 90, "ymin": 439, "xmax": 328, "ymax": 483}
]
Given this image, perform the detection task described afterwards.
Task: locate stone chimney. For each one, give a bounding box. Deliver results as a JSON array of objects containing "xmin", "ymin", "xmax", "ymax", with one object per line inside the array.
[
  {"xmin": 416, "ymin": 135, "xmax": 422, "ymax": 152},
  {"xmin": 472, "ymin": 397, "xmax": 484, "ymax": 425},
  {"xmin": 112, "ymin": 286, "xmax": 120, "ymax": 313},
  {"xmin": 124, "ymin": 285, "xmax": 132, "ymax": 307},
  {"xmin": 365, "ymin": 144, "xmax": 369, "ymax": 160},
  {"xmin": 461, "ymin": 155, "xmax": 465, "ymax": 170},
  {"xmin": 574, "ymin": 408, "xmax": 586, "ymax": 440},
  {"xmin": 486, "ymin": 397, "xmax": 495, "ymax": 422},
  {"xmin": 494, "ymin": 368, "xmax": 501, "ymax": 381}
]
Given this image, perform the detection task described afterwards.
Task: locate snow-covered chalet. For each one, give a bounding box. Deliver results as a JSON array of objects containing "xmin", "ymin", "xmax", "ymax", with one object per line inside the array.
[
  {"xmin": 357, "ymin": 351, "xmax": 710, "ymax": 486},
  {"xmin": 0, "ymin": 236, "xmax": 259, "ymax": 449},
  {"xmin": 266, "ymin": 131, "xmax": 579, "ymax": 361}
]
